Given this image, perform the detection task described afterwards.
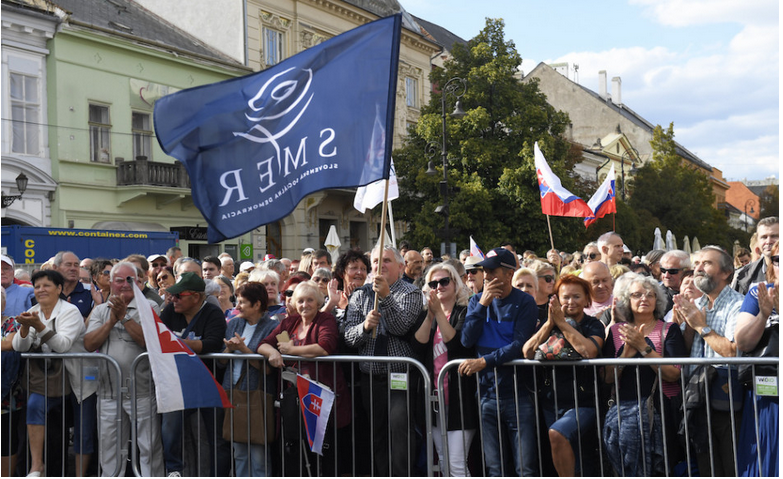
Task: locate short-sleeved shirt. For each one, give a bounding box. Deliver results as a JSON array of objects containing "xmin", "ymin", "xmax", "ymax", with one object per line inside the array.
[
  {"xmin": 66, "ymin": 281, "xmax": 94, "ymax": 318},
  {"xmin": 86, "ymin": 297, "xmax": 160, "ymax": 399},
  {"xmin": 741, "ymin": 282, "xmax": 779, "ymax": 327},
  {"xmin": 3, "ymin": 283, "xmax": 34, "ymax": 317}
]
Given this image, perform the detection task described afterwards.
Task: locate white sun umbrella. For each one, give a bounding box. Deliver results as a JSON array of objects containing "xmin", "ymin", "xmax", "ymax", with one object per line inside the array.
[
  {"xmin": 692, "ymin": 237, "xmax": 701, "ymax": 252},
  {"xmin": 324, "ymin": 225, "xmax": 341, "ymax": 264},
  {"xmin": 653, "ymin": 228, "xmax": 664, "ymax": 250},
  {"xmin": 665, "ymin": 230, "xmax": 677, "ymax": 251},
  {"xmin": 683, "ymin": 235, "xmax": 692, "ymax": 255}
]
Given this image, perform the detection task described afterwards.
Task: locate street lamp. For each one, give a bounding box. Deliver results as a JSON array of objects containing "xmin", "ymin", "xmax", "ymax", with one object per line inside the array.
[
  {"xmin": 620, "ymin": 148, "xmax": 639, "ymax": 201},
  {"xmin": 744, "ymin": 198, "xmax": 756, "ymax": 232},
  {"xmin": 426, "ymin": 77, "xmax": 466, "ymax": 257},
  {"xmin": 1, "ymin": 172, "xmax": 29, "ymax": 208}
]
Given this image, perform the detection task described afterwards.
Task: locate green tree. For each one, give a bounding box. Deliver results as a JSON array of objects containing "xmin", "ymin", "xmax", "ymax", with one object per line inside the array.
[
  {"xmin": 628, "ymin": 123, "xmax": 742, "ymax": 251},
  {"xmin": 393, "ymin": 18, "xmax": 586, "ymax": 255}
]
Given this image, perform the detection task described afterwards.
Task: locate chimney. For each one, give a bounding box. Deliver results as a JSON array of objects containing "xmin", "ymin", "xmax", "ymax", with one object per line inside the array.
[
  {"xmin": 599, "ymin": 70, "xmax": 607, "ymax": 100},
  {"xmin": 612, "ymin": 76, "xmax": 622, "ymax": 105}
]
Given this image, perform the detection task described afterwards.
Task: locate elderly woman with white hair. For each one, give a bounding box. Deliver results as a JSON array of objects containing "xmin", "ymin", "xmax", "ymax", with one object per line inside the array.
[
  {"xmin": 412, "ymin": 263, "xmax": 477, "ymax": 476},
  {"xmin": 257, "ymin": 281, "xmax": 351, "ymax": 475},
  {"xmin": 249, "ymin": 269, "xmax": 285, "ymax": 316},
  {"xmin": 602, "ymin": 273, "xmax": 687, "ymax": 476}
]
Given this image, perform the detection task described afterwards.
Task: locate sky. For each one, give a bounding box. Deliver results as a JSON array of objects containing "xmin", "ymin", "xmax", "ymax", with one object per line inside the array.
[{"xmin": 401, "ymin": 0, "xmax": 780, "ymax": 182}]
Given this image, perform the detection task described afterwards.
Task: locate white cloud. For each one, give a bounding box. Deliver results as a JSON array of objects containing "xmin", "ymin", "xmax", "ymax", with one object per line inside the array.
[{"xmin": 630, "ymin": 0, "xmax": 779, "ymax": 28}]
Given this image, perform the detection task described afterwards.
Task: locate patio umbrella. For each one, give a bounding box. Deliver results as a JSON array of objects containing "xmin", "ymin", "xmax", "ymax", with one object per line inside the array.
[
  {"xmin": 665, "ymin": 230, "xmax": 677, "ymax": 251},
  {"xmin": 683, "ymin": 235, "xmax": 692, "ymax": 255},
  {"xmin": 692, "ymin": 237, "xmax": 701, "ymax": 252},
  {"xmin": 324, "ymin": 225, "xmax": 341, "ymax": 264},
  {"xmin": 653, "ymin": 228, "xmax": 664, "ymax": 250}
]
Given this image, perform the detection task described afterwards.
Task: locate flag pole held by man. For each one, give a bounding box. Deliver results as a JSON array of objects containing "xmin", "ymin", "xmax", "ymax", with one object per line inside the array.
[{"xmin": 154, "ymin": 14, "xmax": 402, "ymax": 243}]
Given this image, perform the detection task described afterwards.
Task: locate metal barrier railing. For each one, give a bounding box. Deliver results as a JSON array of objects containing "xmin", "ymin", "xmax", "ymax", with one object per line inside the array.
[
  {"xmin": 6, "ymin": 352, "xmax": 776, "ymax": 477},
  {"xmin": 129, "ymin": 352, "xmax": 434, "ymax": 477},
  {"xmin": 435, "ymin": 356, "xmax": 778, "ymax": 478},
  {"xmin": 14, "ymin": 352, "xmax": 124, "ymax": 477}
]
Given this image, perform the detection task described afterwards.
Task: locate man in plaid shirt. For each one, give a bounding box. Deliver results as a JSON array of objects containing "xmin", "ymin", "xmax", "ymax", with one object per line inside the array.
[{"xmin": 344, "ymin": 245, "xmax": 424, "ymax": 476}]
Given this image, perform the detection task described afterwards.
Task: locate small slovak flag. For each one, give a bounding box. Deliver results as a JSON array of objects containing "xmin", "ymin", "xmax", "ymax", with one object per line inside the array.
[
  {"xmin": 469, "ymin": 236, "xmax": 485, "ymax": 259},
  {"xmin": 296, "ymin": 374, "xmax": 335, "ymax": 455}
]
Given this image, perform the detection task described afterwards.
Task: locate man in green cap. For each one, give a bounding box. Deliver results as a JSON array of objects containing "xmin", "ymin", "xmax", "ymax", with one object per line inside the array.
[{"xmin": 159, "ymin": 272, "xmax": 229, "ymax": 477}]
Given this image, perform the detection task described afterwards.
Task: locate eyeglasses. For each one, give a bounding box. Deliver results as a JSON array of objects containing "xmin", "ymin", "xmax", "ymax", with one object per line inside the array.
[
  {"xmin": 112, "ymin": 276, "xmax": 136, "ymax": 284},
  {"xmin": 312, "ymin": 277, "xmax": 330, "ymax": 284},
  {"xmin": 427, "ymin": 277, "xmax": 452, "ymax": 289},
  {"xmin": 151, "ymin": 262, "xmax": 167, "ymax": 268},
  {"xmin": 283, "ymin": 290, "xmax": 295, "ymax": 297},
  {"xmin": 539, "ymin": 275, "xmax": 556, "ymax": 283},
  {"xmin": 157, "ymin": 274, "xmax": 171, "ymax": 282},
  {"xmin": 772, "ymin": 255, "xmax": 779, "ymax": 266},
  {"xmin": 586, "ymin": 253, "xmax": 599, "ymax": 260},
  {"xmin": 171, "ymin": 292, "xmax": 199, "ymax": 300},
  {"xmin": 100, "ymin": 270, "xmax": 111, "ymax": 276},
  {"xmin": 660, "ymin": 267, "xmax": 681, "ymax": 275},
  {"xmin": 630, "ymin": 291, "xmax": 656, "ymax": 300},
  {"xmin": 466, "ymin": 268, "xmax": 482, "ymax": 274}
]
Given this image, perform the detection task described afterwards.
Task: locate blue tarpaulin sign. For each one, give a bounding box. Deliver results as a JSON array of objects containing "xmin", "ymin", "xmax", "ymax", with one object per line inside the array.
[{"xmin": 154, "ymin": 14, "xmax": 401, "ymax": 243}]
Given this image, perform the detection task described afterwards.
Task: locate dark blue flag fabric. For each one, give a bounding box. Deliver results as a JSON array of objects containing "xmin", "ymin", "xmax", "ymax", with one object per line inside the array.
[{"xmin": 154, "ymin": 14, "xmax": 401, "ymax": 243}]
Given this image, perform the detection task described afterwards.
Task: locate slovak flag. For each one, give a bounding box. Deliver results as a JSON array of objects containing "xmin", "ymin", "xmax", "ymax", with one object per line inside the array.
[
  {"xmin": 534, "ymin": 142, "xmax": 593, "ymax": 218},
  {"xmin": 134, "ymin": 284, "xmax": 232, "ymax": 413},
  {"xmin": 296, "ymin": 374, "xmax": 335, "ymax": 455},
  {"xmin": 470, "ymin": 236, "xmax": 485, "ymax": 259},
  {"xmin": 584, "ymin": 165, "xmax": 617, "ymax": 228}
]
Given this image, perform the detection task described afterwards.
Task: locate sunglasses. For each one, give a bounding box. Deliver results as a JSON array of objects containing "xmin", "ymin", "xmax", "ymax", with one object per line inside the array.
[
  {"xmin": 772, "ymin": 255, "xmax": 779, "ymax": 266},
  {"xmin": 539, "ymin": 274, "xmax": 555, "ymax": 283},
  {"xmin": 427, "ymin": 277, "xmax": 452, "ymax": 290},
  {"xmin": 660, "ymin": 267, "xmax": 681, "ymax": 275},
  {"xmin": 466, "ymin": 267, "xmax": 483, "ymax": 274},
  {"xmin": 157, "ymin": 274, "xmax": 171, "ymax": 282},
  {"xmin": 283, "ymin": 290, "xmax": 295, "ymax": 297},
  {"xmin": 172, "ymin": 291, "xmax": 199, "ymax": 300},
  {"xmin": 586, "ymin": 253, "xmax": 599, "ymax": 260},
  {"xmin": 312, "ymin": 277, "xmax": 330, "ymax": 284},
  {"xmin": 100, "ymin": 270, "xmax": 111, "ymax": 276},
  {"xmin": 151, "ymin": 262, "xmax": 167, "ymax": 268}
]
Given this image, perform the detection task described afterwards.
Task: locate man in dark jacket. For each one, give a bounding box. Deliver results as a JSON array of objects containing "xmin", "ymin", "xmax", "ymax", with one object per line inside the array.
[{"xmin": 733, "ymin": 217, "xmax": 778, "ymax": 295}]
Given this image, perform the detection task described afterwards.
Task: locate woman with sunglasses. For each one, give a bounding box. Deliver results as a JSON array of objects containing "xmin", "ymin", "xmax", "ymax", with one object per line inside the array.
[
  {"xmin": 411, "ymin": 263, "xmax": 477, "ymax": 476},
  {"xmin": 155, "ymin": 266, "xmax": 176, "ymax": 307},
  {"xmin": 530, "ymin": 260, "xmax": 558, "ymax": 325},
  {"xmin": 90, "ymin": 258, "xmax": 114, "ymax": 305},
  {"xmin": 602, "ymin": 273, "xmax": 686, "ymax": 476},
  {"xmin": 734, "ymin": 241, "xmax": 778, "ymax": 477}
]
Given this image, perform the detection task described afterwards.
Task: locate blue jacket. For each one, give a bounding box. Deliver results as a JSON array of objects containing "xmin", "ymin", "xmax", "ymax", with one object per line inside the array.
[
  {"xmin": 461, "ymin": 288, "xmax": 537, "ymax": 398},
  {"xmin": 220, "ymin": 314, "xmax": 278, "ymax": 392}
]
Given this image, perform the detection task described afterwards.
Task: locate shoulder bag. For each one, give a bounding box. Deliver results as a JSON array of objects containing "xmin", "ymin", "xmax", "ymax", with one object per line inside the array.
[{"xmin": 222, "ymin": 367, "xmax": 276, "ymax": 444}]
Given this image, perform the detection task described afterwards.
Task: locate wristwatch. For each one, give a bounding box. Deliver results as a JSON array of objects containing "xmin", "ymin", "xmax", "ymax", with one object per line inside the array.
[
  {"xmin": 121, "ymin": 317, "xmax": 132, "ymax": 325},
  {"xmin": 699, "ymin": 326, "xmax": 713, "ymax": 338},
  {"xmin": 640, "ymin": 345, "xmax": 653, "ymax": 356}
]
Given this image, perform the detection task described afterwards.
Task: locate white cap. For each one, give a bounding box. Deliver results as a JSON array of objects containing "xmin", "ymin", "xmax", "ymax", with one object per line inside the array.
[
  {"xmin": 147, "ymin": 254, "xmax": 169, "ymax": 265},
  {"xmin": 302, "ymin": 247, "xmax": 315, "ymax": 254},
  {"xmin": 1, "ymin": 255, "xmax": 13, "ymax": 268},
  {"xmin": 239, "ymin": 261, "xmax": 255, "ymax": 273}
]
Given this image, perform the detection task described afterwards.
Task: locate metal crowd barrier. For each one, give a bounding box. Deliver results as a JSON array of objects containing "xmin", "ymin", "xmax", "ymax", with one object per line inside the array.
[
  {"xmin": 435, "ymin": 357, "xmax": 779, "ymax": 478},
  {"xmin": 129, "ymin": 352, "xmax": 434, "ymax": 477},
  {"xmin": 11, "ymin": 352, "xmax": 123, "ymax": 477}
]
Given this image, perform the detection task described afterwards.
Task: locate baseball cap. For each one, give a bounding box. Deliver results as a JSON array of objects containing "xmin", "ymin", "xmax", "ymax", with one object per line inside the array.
[
  {"xmin": 264, "ymin": 254, "xmax": 276, "ymax": 261},
  {"xmin": 166, "ymin": 272, "xmax": 205, "ymax": 295},
  {"xmin": 147, "ymin": 254, "xmax": 168, "ymax": 265},
  {"xmin": 302, "ymin": 248, "xmax": 315, "ymax": 254},
  {"xmin": 1, "ymin": 255, "xmax": 14, "ymax": 269},
  {"xmin": 464, "ymin": 255, "xmax": 483, "ymax": 271},
  {"xmin": 239, "ymin": 261, "xmax": 255, "ymax": 273},
  {"xmin": 476, "ymin": 248, "xmax": 517, "ymax": 270}
]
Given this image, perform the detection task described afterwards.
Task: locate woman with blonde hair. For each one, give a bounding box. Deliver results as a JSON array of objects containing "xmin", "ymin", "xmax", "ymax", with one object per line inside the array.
[{"xmin": 412, "ymin": 263, "xmax": 476, "ymax": 476}]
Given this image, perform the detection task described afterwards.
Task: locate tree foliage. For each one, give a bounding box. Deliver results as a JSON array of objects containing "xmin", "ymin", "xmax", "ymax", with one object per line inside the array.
[
  {"xmin": 758, "ymin": 185, "xmax": 779, "ymax": 219},
  {"xmin": 628, "ymin": 123, "xmax": 744, "ymax": 251},
  {"xmin": 393, "ymin": 19, "xmax": 588, "ymax": 255}
]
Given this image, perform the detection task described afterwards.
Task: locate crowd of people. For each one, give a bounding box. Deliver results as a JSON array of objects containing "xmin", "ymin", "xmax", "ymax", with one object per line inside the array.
[{"xmin": 0, "ymin": 216, "xmax": 778, "ymax": 477}]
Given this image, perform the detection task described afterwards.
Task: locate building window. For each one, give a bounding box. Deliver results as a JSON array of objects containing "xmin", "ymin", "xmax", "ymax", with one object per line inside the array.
[
  {"xmin": 10, "ymin": 73, "xmax": 41, "ymax": 155},
  {"xmin": 89, "ymin": 104, "xmax": 111, "ymax": 163},
  {"xmin": 406, "ymin": 77, "xmax": 418, "ymax": 108},
  {"xmin": 263, "ymin": 27, "xmax": 285, "ymax": 66},
  {"xmin": 132, "ymin": 111, "xmax": 152, "ymax": 160}
]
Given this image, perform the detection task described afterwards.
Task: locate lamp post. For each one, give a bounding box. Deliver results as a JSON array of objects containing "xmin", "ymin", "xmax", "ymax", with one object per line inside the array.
[
  {"xmin": 1, "ymin": 172, "xmax": 29, "ymax": 208},
  {"xmin": 620, "ymin": 148, "xmax": 639, "ymax": 201},
  {"xmin": 426, "ymin": 77, "xmax": 466, "ymax": 257},
  {"xmin": 744, "ymin": 198, "xmax": 756, "ymax": 232}
]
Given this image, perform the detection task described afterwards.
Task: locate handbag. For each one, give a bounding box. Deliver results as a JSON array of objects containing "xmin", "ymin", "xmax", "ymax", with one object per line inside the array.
[
  {"xmin": 222, "ymin": 368, "xmax": 276, "ymax": 445},
  {"xmin": 26, "ymin": 318, "xmax": 70, "ymax": 397},
  {"xmin": 534, "ymin": 323, "xmax": 583, "ymax": 361},
  {"xmin": 738, "ymin": 322, "xmax": 778, "ymax": 386}
]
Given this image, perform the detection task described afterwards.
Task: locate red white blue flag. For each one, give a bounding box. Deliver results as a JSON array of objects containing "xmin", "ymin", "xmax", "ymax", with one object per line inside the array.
[
  {"xmin": 534, "ymin": 142, "xmax": 593, "ymax": 218},
  {"xmin": 469, "ymin": 236, "xmax": 485, "ymax": 259},
  {"xmin": 296, "ymin": 374, "xmax": 335, "ymax": 455},
  {"xmin": 134, "ymin": 284, "xmax": 232, "ymax": 413},
  {"xmin": 584, "ymin": 165, "xmax": 616, "ymax": 228}
]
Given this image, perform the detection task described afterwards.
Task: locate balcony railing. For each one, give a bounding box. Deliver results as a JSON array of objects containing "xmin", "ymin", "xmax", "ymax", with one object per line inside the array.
[{"xmin": 116, "ymin": 156, "xmax": 190, "ymax": 188}]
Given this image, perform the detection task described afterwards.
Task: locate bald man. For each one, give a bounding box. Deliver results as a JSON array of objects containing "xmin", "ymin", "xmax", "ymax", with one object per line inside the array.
[{"xmin": 581, "ymin": 261, "xmax": 614, "ymax": 320}]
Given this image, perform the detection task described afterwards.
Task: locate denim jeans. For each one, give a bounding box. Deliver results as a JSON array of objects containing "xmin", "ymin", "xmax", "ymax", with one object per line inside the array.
[
  {"xmin": 232, "ymin": 442, "xmax": 268, "ymax": 477},
  {"xmin": 161, "ymin": 407, "xmax": 230, "ymax": 476},
  {"xmin": 480, "ymin": 392, "xmax": 538, "ymax": 477}
]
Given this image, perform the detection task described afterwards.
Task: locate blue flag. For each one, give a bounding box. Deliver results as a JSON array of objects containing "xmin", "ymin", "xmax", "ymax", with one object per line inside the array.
[{"xmin": 154, "ymin": 14, "xmax": 402, "ymax": 243}]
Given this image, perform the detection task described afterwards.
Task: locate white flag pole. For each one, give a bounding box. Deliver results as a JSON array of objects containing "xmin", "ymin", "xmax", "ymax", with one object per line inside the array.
[
  {"xmin": 371, "ymin": 179, "xmax": 390, "ymax": 338},
  {"xmin": 388, "ymin": 199, "xmax": 397, "ymax": 248}
]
